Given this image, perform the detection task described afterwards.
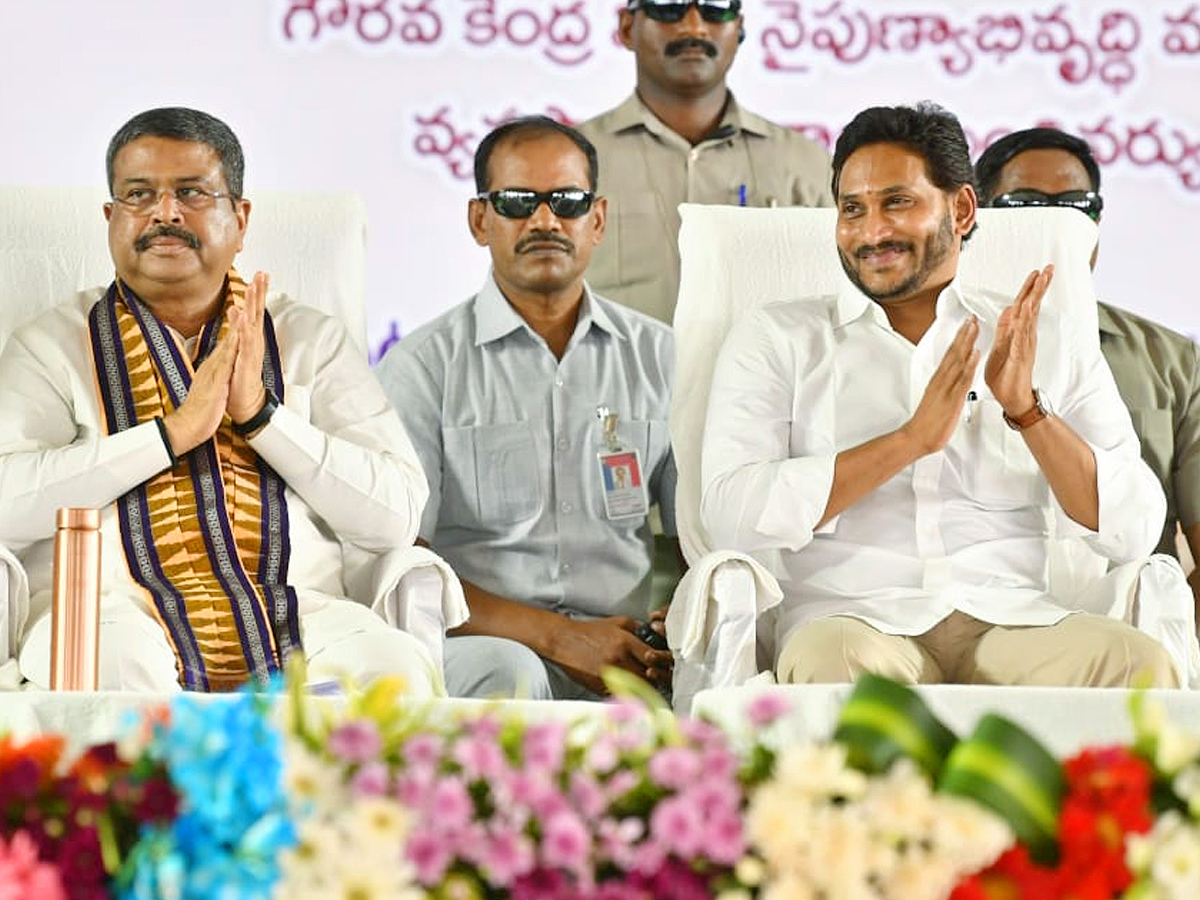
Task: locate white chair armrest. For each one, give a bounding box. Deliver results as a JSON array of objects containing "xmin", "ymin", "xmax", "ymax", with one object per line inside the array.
[
  {"xmin": 0, "ymin": 543, "xmax": 28, "ymax": 671},
  {"xmin": 666, "ymin": 550, "xmax": 784, "ymax": 713},
  {"xmin": 1068, "ymin": 554, "xmax": 1200, "ymax": 688},
  {"xmin": 344, "ymin": 545, "xmax": 468, "ymax": 689}
]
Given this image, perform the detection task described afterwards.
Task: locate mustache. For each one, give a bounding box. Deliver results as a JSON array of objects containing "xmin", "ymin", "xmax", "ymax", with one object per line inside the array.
[
  {"xmin": 134, "ymin": 224, "xmax": 201, "ymax": 252},
  {"xmin": 665, "ymin": 37, "xmax": 718, "ymax": 57},
  {"xmin": 854, "ymin": 240, "xmax": 914, "ymax": 259},
  {"xmin": 516, "ymin": 231, "xmax": 574, "ymax": 254}
]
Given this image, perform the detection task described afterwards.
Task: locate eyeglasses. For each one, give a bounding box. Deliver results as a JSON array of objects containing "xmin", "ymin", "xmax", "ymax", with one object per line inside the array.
[
  {"xmin": 627, "ymin": 0, "xmax": 741, "ymax": 24},
  {"xmin": 988, "ymin": 189, "xmax": 1104, "ymax": 222},
  {"xmin": 475, "ymin": 188, "xmax": 596, "ymax": 219},
  {"xmin": 111, "ymin": 185, "xmax": 235, "ymax": 214}
]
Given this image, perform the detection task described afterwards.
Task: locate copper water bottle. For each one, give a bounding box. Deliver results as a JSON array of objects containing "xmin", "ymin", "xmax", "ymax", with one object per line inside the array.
[{"xmin": 49, "ymin": 507, "xmax": 101, "ymax": 690}]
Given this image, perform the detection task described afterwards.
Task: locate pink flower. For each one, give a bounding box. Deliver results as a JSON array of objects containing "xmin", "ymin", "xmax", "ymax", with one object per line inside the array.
[
  {"xmin": 649, "ymin": 794, "xmax": 705, "ymax": 858},
  {"xmin": 569, "ymin": 770, "xmax": 606, "ymax": 819},
  {"xmin": 511, "ymin": 867, "xmax": 568, "ymax": 900},
  {"xmin": 431, "ymin": 775, "xmax": 475, "ymax": 833},
  {"xmin": 328, "ymin": 719, "xmax": 382, "ymax": 763},
  {"xmin": 603, "ymin": 768, "xmax": 639, "ymax": 804},
  {"xmin": 0, "ymin": 831, "xmax": 67, "ymax": 900},
  {"xmin": 454, "ymin": 732, "xmax": 508, "ymax": 781},
  {"xmin": 700, "ymin": 811, "xmax": 745, "ymax": 864},
  {"xmin": 540, "ymin": 810, "xmax": 591, "ymax": 875},
  {"xmin": 647, "ymin": 747, "xmax": 702, "ymax": 790},
  {"xmin": 395, "ymin": 768, "xmax": 434, "ymax": 807},
  {"xmin": 597, "ymin": 816, "xmax": 644, "ymax": 870},
  {"xmin": 350, "ymin": 760, "xmax": 390, "ymax": 796},
  {"xmin": 746, "ymin": 692, "xmax": 790, "ymax": 727},
  {"xmin": 523, "ymin": 722, "xmax": 567, "ymax": 773},
  {"xmin": 407, "ymin": 829, "xmax": 453, "ymax": 884},
  {"xmin": 477, "ymin": 824, "xmax": 537, "ymax": 886},
  {"xmin": 403, "ymin": 732, "xmax": 443, "ymax": 767}
]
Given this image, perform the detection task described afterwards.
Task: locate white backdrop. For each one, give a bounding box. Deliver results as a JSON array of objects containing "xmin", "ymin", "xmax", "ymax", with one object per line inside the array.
[{"xmin": 1, "ymin": 0, "xmax": 1196, "ymax": 360}]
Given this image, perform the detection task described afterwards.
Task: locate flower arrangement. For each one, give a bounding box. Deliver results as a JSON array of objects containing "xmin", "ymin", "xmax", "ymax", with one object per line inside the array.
[{"xmin": 0, "ymin": 669, "xmax": 1199, "ymax": 900}]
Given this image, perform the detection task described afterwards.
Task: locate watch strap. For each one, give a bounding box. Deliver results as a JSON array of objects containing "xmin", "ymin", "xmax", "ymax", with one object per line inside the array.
[
  {"xmin": 232, "ymin": 389, "xmax": 279, "ymax": 437},
  {"xmin": 1002, "ymin": 394, "xmax": 1048, "ymax": 431}
]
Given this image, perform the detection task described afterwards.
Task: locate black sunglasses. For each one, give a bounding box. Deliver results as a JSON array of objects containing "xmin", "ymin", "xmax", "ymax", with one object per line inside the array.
[
  {"xmin": 628, "ymin": 0, "xmax": 741, "ymax": 24},
  {"xmin": 476, "ymin": 188, "xmax": 595, "ymax": 219},
  {"xmin": 989, "ymin": 189, "xmax": 1104, "ymax": 222}
]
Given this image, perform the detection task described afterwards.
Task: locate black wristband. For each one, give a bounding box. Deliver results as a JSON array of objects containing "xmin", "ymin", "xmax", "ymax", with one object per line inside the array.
[
  {"xmin": 232, "ymin": 389, "xmax": 279, "ymax": 438},
  {"xmin": 154, "ymin": 416, "xmax": 179, "ymax": 468}
]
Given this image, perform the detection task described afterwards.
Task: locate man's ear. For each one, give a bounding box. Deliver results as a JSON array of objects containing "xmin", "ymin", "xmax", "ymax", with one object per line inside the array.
[
  {"xmin": 618, "ymin": 9, "xmax": 636, "ymax": 50},
  {"xmin": 467, "ymin": 197, "xmax": 489, "ymax": 248},
  {"xmin": 234, "ymin": 197, "xmax": 251, "ymax": 253},
  {"xmin": 590, "ymin": 195, "xmax": 608, "ymax": 245},
  {"xmin": 953, "ymin": 183, "xmax": 977, "ymax": 237}
]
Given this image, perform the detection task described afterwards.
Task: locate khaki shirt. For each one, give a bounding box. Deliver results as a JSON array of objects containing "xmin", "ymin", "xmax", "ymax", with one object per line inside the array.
[
  {"xmin": 1099, "ymin": 301, "xmax": 1200, "ymax": 556},
  {"xmin": 577, "ymin": 92, "xmax": 833, "ymax": 324}
]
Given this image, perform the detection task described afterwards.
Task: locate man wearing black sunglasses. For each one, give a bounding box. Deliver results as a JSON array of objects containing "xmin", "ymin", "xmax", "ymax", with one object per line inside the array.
[
  {"xmin": 577, "ymin": 0, "xmax": 832, "ymax": 324},
  {"xmin": 976, "ymin": 128, "xmax": 1200, "ymax": 619},
  {"xmin": 377, "ymin": 117, "xmax": 677, "ymax": 700}
]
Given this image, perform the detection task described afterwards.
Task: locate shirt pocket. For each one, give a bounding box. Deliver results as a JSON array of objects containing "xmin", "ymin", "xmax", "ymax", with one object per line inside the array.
[
  {"xmin": 455, "ymin": 422, "xmax": 543, "ymax": 526},
  {"xmin": 963, "ymin": 398, "xmax": 1045, "ymax": 507}
]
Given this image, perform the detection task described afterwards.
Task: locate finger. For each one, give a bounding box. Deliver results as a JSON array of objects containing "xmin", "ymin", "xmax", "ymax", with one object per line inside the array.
[
  {"xmin": 252, "ymin": 271, "xmax": 269, "ymax": 326},
  {"xmin": 958, "ymin": 348, "xmax": 980, "ymax": 389}
]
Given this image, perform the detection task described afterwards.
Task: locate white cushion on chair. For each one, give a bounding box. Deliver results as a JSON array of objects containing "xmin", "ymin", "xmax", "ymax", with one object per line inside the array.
[{"xmin": 0, "ymin": 186, "xmax": 369, "ymax": 354}]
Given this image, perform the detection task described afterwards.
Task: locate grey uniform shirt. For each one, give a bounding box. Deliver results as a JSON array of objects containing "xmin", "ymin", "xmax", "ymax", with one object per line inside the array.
[
  {"xmin": 1098, "ymin": 301, "xmax": 1200, "ymax": 556},
  {"xmin": 376, "ymin": 275, "xmax": 676, "ymax": 620},
  {"xmin": 577, "ymin": 92, "xmax": 833, "ymax": 324}
]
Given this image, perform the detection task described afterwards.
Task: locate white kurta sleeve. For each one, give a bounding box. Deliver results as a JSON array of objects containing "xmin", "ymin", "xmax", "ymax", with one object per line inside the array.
[
  {"xmin": 0, "ymin": 317, "xmax": 173, "ymax": 550},
  {"xmin": 700, "ymin": 308, "xmax": 837, "ymax": 553}
]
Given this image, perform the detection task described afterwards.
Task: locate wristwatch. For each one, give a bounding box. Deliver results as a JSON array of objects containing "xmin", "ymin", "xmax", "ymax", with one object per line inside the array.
[
  {"xmin": 1002, "ymin": 388, "xmax": 1052, "ymax": 431},
  {"xmin": 232, "ymin": 388, "xmax": 279, "ymax": 438}
]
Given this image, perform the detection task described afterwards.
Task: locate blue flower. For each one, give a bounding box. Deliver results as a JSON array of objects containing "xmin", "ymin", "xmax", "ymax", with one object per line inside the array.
[{"xmin": 117, "ymin": 689, "xmax": 296, "ymax": 899}]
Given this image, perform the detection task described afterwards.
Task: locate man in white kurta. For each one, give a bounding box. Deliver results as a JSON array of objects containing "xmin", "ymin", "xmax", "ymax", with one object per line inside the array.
[
  {"xmin": 0, "ymin": 107, "xmax": 438, "ymax": 693},
  {"xmin": 701, "ymin": 102, "xmax": 1180, "ymax": 687}
]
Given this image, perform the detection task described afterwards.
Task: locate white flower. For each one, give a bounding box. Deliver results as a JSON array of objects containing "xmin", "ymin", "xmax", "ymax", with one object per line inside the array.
[
  {"xmin": 1148, "ymin": 818, "xmax": 1200, "ymax": 900},
  {"xmin": 339, "ymin": 795, "xmax": 411, "ymax": 856},
  {"xmin": 283, "ymin": 739, "xmax": 345, "ymax": 814},
  {"xmin": 773, "ymin": 743, "xmax": 868, "ymax": 802},
  {"xmin": 1173, "ymin": 764, "xmax": 1200, "ymax": 815},
  {"xmin": 885, "ymin": 856, "xmax": 956, "ymax": 900},
  {"xmin": 1156, "ymin": 722, "xmax": 1200, "ymax": 776}
]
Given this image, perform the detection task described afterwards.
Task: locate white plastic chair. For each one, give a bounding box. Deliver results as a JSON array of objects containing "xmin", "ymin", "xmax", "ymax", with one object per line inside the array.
[
  {"xmin": 665, "ymin": 205, "xmax": 1198, "ymax": 710},
  {"xmin": 0, "ymin": 185, "xmax": 465, "ymax": 685}
]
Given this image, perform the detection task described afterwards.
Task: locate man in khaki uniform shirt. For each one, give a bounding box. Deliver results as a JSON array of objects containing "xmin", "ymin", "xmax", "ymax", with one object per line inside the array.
[
  {"xmin": 577, "ymin": 0, "xmax": 832, "ymax": 324},
  {"xmin": 976, "ymin": 127, "xmax": 1200, "ymax": 618}
]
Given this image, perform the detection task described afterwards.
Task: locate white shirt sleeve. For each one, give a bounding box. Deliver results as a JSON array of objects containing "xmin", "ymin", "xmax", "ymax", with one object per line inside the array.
[{"xmin": 1048, "ymin": 327, "xmax": 1166, "ymax": 562}]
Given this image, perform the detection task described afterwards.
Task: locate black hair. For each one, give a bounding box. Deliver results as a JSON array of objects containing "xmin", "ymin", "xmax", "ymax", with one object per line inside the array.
[
  {"xmin": 832, "ymin": 102, "xmax": 975, "ymax": 198},
  {"xmin": 473, "ymin": 116, "xmax": 599, "ymax": 193},
  {"xmin": 974, "ymin": 127, "xmax": 1101, "ymax": 203},
  {"xmin": 106, "ymin": 107, "xmax": 244, "ymax": 198}
]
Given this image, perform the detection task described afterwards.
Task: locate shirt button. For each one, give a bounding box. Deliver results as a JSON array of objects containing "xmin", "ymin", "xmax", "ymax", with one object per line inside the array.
[
  {"xmin": 560, "ymin": 501, "xmax": 573, "ymax": 514},
  {"xmin": 689, "ymin": 148, "xmax": 700, "ymax": 163},
  {"xmin": 560, "ymin": 563, "xmax": 571, "ymax": 574},
  {"xmin": 556, "ymin": 438, "xmax": 568, "ymax": 450},
  {"xmin": 554, "ymin": 377, "xmax": 564, "ymax": 388}
]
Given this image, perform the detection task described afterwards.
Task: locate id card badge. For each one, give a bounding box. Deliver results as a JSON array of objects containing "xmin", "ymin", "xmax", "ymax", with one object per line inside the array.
[{"xmin": 596, "ymin": 406, "xmax": 649, "ymax": 520}]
